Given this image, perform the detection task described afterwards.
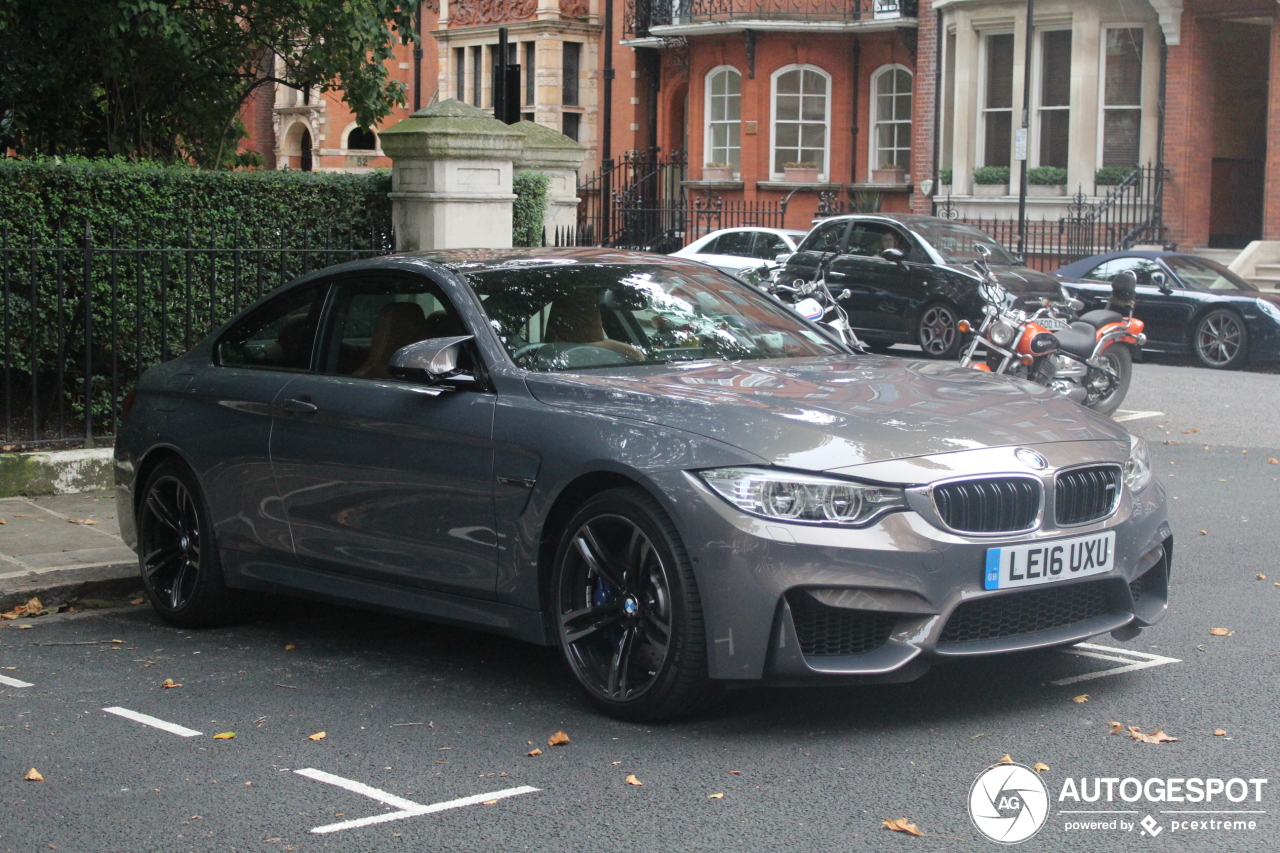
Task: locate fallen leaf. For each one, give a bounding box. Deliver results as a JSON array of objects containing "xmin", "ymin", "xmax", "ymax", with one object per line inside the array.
[
  {"xmin": 1072, "ymin": 694, "xmax": 1089, "ymax": 704},
  {"xmin": 111, "ymin": 639, "xmax": 123, "ymax": 643},
  {"xmin": 1257, "ymin": 574, "xmax": 1267, "ymax": 580},
  {"xmin": 1269, "ymin": 458, "xmax": 1278, "ymax": 465},
  {"xmin": 13, "ymin": 514, "xmax": 26, "ymax": 517},
  {"xmin": 262, "ymin": 839, "xmax": 281, "ymax": 844},
  {"xmin": 24, "ymin": 768, "xmax": 43, "ymax": 781},
  {"xmin": 0, "ymin": 519, "xmax": 5, "ymax": 523},
  {"xmin": 1199, "ymin": 530, "xmax": 1207, "ymax": 535},
  {"xmin": 83, "ymin": 520, "xmax": 98, "ymax": 525},
  {"xmin": 1109, "ymin": 722, "xmax": 1123, "ymax": 734},
  {"xmin": 998, "ymin": 754, "xmax": 1014, "ymax": 765},
  {"xmin": 130, "ymin": 597, "xmax": 145, "ymax": 605},
  {"xmin": 1209, "ymin": 628, "xmax": 1233, "ymax": 636},
  {"xmin": 625, "ymin": 774, "xmax": 643, "ymax": 786},
  {"xmin": 728, "ymin": 770, "xmax": 741, "ymax": 774},
  {"xmin": 1127, "ymin": 725, "xmax": 1178, "ymax": 744},
  {"xmin": 882, "ymin": 818, "xmax": 924, "ymax": 837},
  {"xmin": 213, "ymin": 732, "xmax": 236, "ymax": 740},
  {"xmin": 161, "ymin": 678, "xmax": 181, "ymax": 688},
  {"xmin": 548, "ymin": 731, "xmax": 570, "ymax": 746},
  {"xmin": 1034, "ymin": 762, "xmax": 1050, "ymax": 773},
  {"xmin": 526, "ymin": 748, "xmax": 542, "ymax": 757},
  {"xmin": 308, "ymin": 732, "xmax": 326, "ymax": 741},
  {"xmin": 1214, "ymin": 729, "xmax": 1227, "ymax": 736},
  {"xmin": 708, "ymin": 792, "xmax": 724, "ymax": 799},
  {"xmin": 481, "ymin": 800, "xmax": 498, "ymax": 805},
  {"xmin": 284, "ymin": 645, "xmax": 295, "ymax": 651},
  {"xmin": 16, "ymin": 624, "xmax": 31, "ymax": 629}
]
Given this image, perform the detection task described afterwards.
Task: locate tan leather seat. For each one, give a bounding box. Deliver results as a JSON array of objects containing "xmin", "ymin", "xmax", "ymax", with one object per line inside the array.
[
  {"xmin": 544, "ymin": 289, "xmax": 644, "ymax": 361},
  {"xmin": 351, "ymin": 302, "xmax": 431, "ymax": 379}
]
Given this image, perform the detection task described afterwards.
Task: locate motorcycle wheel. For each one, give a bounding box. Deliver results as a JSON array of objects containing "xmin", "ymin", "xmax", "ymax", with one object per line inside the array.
[{"xmin": 1085, "ymin": 345, "xmax": 1132, "ymax": 416}]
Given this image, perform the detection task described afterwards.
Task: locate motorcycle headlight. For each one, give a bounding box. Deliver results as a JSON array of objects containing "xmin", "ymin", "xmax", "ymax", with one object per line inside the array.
[
  {"xmin": 1123, "ymin": 435, "xmax": 1152, "ymax": 492},
  {"xmin": 698, "ymin": 467, "xmax": 906, "ymax": 527},
  {"xmin": 989, "ymin": 321, "xmax": 1017, "ymax": 347},
  {"xmin": 1255, "ymin": 298, "xmax": 1280, "ymax": 323}
]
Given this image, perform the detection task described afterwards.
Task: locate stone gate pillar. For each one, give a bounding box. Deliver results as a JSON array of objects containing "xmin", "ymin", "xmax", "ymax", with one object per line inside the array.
[
  {"xmin": 513, "ymin": 121, "xmax": 588, "ymax": 241},
  {"xmin": 379, "ymin": 99, "xmax": 525, "ymax": 251}
]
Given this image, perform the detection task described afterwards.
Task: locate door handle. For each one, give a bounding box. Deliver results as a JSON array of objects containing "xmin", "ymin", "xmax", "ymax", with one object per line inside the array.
[{"xmin": 282, "ymin": 397, "xmax": 318, "ymax": 415}]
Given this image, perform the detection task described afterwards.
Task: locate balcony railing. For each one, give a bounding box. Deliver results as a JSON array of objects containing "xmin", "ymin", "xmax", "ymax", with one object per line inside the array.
[{"xmin": 625, "ymin": 0, "xmax": 915, "ymax": 38}]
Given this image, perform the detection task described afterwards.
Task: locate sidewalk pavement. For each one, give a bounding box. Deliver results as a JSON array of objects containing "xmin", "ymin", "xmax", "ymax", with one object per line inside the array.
[{"xmin": 0, "ymin": 491, "xmax": 140, "ymax": 610}]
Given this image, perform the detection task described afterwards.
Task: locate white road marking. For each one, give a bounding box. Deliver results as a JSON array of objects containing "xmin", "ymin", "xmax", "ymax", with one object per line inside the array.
[
  {"xmin": 1050, "ymin": 642, "xmax": 1181, "ymax": 686},
  {"xmin": 295, "ymin": 768, "xmax": 538, "ymax": 834},
  {"xmin": 102, "ymin": 706, "xmax": 203, "ymax": 737},
  {"xmin": 1113, "ymin": 410, "xmax": 1164, "ymax": 423},
  {"xmin": 0, "ymin": 674, "xmax": 33, "ymax": 688}
]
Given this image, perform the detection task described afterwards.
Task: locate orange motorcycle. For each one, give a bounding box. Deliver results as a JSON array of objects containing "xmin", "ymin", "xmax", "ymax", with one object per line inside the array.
[{"xmin": 959, "ymin": 245, "xmax": 1146, "ymax": 415}]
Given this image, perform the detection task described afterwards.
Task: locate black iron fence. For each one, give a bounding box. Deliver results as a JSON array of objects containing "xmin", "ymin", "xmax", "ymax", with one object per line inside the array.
[
  {"xmin": 1, "ymin": 220, "xmax": 394, "ymax": 449},
  {"xmin": 575, "ymin": 150, "xmax": 689, "ymax": 251}
]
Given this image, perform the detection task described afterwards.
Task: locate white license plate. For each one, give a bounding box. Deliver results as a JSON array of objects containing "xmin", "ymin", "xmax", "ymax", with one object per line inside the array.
[
  {"xmin": 1038, "ymin": 316, "xmax": 1068, "ymax": 331},
  {"xmin": 984, "ymin": 531, "xmax": 1115, "ymax": 590}
]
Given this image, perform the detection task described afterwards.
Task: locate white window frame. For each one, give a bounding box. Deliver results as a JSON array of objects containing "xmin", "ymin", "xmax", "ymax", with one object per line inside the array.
[
  {"xmin": 703, "ymin": 65, "xmax": 742, "ymax": 176},
  {"xmin": 769, "ymin": 64, "xmax": 832, "ymax": 182},
  {"xmin": 1031, "ymin": 29, "xmax": 1072, "ymax": 169},
  {"xmin": 976, "ymin": 31, "xmax": 1015, "ymax": 169},
  {"xmin": 1095, "ymin": 24, "xmax": 1147, "ymax": 170},
  {"xmin": 869, "ymin": 63, "xmax": 913, "ymax": 173}
]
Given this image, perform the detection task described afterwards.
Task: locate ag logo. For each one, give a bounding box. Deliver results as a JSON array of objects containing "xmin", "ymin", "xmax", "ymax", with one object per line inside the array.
[{"xmin": 968, "ymin": 763, "xmax": 1050, "ymax": 844}]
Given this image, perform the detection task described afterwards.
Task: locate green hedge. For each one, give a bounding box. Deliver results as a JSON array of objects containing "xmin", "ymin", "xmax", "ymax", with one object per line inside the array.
[
  {"xmin": 1027, "ymin": 166, "xmax": 1068, "ymax": 185},
  {"xmin": 1095, "ymin": 165, "xmax": 1133, "ymax": 186},
  {"xmin": 973, "ymin": 166, "xmax": 1010, "ymax": 185},
  {"xmin": 938, "ymin": 167, "xmax": 953, "ymax": 186},
  {"xmin": 0, "ymin": 158, "xmax": 395, "ymax": 439},
  {"xmin": 512, "ymin": 171, "xmax": 550, "ymax": 247}
]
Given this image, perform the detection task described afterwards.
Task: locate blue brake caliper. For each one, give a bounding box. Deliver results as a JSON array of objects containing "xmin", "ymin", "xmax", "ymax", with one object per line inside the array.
[{"xmin": 592, "ymin": 574, "xmax": 615, "ymax": 608}]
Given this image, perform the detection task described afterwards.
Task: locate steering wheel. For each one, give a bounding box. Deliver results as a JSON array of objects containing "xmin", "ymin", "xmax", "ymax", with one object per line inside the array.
[{"xmin": 511, "ymin": 342, "xmax": 547, "ymax": 365}]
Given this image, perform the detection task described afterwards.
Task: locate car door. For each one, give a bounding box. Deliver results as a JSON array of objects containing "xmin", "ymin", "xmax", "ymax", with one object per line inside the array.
[
  {"xmin": 1067, "ymin": 257, "xmax": 1188, "ymax": 348},
  {"xmin": 186, "ymin": 280, "xmax": 327, "ymax": 558},
  {"xmin": 269, "ymin": 271, "xmax": 500, "ymax": 598},
  {"xmin": 830, "ymin": 221, "xmax": 920, "ymax": 335}
]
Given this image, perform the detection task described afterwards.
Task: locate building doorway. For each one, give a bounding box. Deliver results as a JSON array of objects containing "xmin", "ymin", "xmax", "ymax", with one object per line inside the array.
[{"xmin": 1208, "ymin": 20, "xmax": 1269, "ymax": 248}]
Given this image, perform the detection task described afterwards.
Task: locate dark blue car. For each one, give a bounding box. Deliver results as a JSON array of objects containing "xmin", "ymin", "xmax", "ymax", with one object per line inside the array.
[{"xmin": 1055, "ymin": 251, "xmax": 1280, "ymax": 369}]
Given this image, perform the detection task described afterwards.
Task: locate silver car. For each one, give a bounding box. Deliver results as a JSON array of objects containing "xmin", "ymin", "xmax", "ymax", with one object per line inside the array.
[{"xmin": 114, "ymin": 249, "xmax": 1171, "ymax": 721}]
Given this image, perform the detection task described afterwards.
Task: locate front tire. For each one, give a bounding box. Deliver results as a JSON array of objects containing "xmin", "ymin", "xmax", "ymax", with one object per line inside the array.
[
  {"xmin": 1192, "ymin": 308, "xmax": 1247, "ymax": 369},
  {"xmin": 916, "ymin": 302, "xmax": 963, "ymax": 359},
  {"xmin": 136, "ymin": 459, "xmax": 257, "ymax": 628},
  {"xmin": 551, "ymin": 488, "xmax": 716, "ymax": 722}
]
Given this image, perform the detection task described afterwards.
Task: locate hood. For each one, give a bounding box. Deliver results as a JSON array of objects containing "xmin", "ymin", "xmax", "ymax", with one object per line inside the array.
[
  {"xmin": 524, "ymin": 356, "xmax": 1129, "ymax": 472},
  {"xmin": 943, "ymin": 263, "xmax": 1064, "ymax": 296}
]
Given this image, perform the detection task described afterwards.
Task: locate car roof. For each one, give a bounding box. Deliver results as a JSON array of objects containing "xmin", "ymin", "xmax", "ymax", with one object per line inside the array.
[
  {"xmin": 810, "ymin": 213, "xmax": 948, "ymax": 228},
  {"xmin": 694, "ymin": 227, "xmax": 809, "ymax": 237},
  {"xmin": 1055, "ymin": 250, "xmax": 1187, "ymax": 276}
]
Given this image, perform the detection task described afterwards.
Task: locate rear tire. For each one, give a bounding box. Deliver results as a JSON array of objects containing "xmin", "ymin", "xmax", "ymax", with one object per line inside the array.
[
  {"xmin": 916, "ymin": 302, "xmax": 963, "ymax": 359},
  {"xmin": 136, "ymin": 459, "xmax": 259, "ymax": 628},
  {"xmin": 1087, "ymin": 344, "xmax": 1133, "ymax": 416},
  {"xmin": 551, "ymin": 487, "xmax": 718, "ymax": 722}
]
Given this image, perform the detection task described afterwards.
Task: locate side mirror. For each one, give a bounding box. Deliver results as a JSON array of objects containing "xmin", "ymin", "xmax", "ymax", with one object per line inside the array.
[
  {"xmin": 389, "ymin": 335, "xmax": 475, "ymax": 385},
  {"xmin": 974, "ymin": 243, "xmax": 992, "ymax": 258},
  {"xmin": 881, "ymin": 247, "xmax": 906, "ymax": 264},
  {"xmin": 1151, "ymin": 271, "xmax": 1172, "ymax": 294},
  {"xmin": 774, "ymin": 252, "xmax": 792, "ymax": 264}
]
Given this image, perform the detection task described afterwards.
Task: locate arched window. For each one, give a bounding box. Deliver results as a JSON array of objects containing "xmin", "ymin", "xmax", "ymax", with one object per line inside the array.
[
  {"xmin": 771, "ymin": 65, "xmax": 830, "ymax": 179},
  {"xmin": 347, "ymin": 127, "xmax": 377, "ymax": 151},
  {"xmin": 704, "ymin": 66, "xmax": 741, "ymax": 173},
  {"xmin": 871, "ymin": 65, "xmax": 912, "ymax": 173}
]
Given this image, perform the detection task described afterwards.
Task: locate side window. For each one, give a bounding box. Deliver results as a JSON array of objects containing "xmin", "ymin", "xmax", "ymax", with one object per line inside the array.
[
  {"xmin": 698, "ymin": 235, "xmax": 721, "ymax": 255},
  {"xmin": 714, "ymin": 231, "xmax": 756, "ymax": 258},
  {"xmin": 1083, "ymin": 257, "xmax": 1158, "ymax": 284},
  {"xmin": 217, "ymin": 282, "xmax": 326, "ymax": 371},
  {"xmin": 847, "ymin": 223, "xmax": 907, "ymax": 258},
  {"xmin": 753, "ymin": 232, "xmax": 789, "ymax": 259},
  {"xmin": 798, "ymin": 221, "xmax": 847, "ymax": 253},
  {"xmin": 316, "ymin": 276, "xmax": 468, "ymax": 379}
]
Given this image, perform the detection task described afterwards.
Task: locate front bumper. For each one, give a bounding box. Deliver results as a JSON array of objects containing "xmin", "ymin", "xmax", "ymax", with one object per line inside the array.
[{"xmin": 648, "ymin": 440, "xmax": 1172, "ymax": 683}]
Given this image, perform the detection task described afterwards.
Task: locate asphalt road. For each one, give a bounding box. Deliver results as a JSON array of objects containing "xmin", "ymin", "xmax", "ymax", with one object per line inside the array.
[{"xmin": 2, "ymin": 361, "xmax": 1278, "ymax": 853}]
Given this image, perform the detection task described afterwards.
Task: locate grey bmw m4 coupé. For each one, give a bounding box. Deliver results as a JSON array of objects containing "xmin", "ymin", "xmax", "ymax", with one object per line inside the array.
[{"xmin": 114, "ymin": 248, "xmax": 1171, "ymax": 721}]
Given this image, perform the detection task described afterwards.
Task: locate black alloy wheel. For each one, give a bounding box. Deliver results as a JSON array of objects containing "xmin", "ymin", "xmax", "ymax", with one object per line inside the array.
[
  {"xmin": 552, "ymin": 488, "xmax": 715, "ymax": 721},
  {"xmin": 916, "ymin": 302, "xmax": 962, "ymax": 359},
  {"xmin": 137, "ymin": 459, "xmax": 255, "ymax": 628},
  {"xmin": 1192, "ymin": 308, "xmax": 1247, "ymax": 369}
]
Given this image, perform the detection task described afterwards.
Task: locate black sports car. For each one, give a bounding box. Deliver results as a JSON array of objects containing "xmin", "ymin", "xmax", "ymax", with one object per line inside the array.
[
  {"xmin": 1055, "ymin": 251, "xmax": 1280, "ymax": 370},
  {"xmin": 778, "ymin": 214, "xmax": 1065, "ymax": 359}
]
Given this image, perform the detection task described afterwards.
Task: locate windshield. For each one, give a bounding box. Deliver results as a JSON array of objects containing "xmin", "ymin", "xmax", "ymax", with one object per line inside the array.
[
  {"xmin": 910, "ymin": 221, "xmax": 1019, "ymax": 265},
  {"xmin": 466, "ymin": 263, "xmax": 844, "ymax": 372},
  {"xmin": 1163, "ymin": 256, "xmax": 1256, "ymax": 292}
]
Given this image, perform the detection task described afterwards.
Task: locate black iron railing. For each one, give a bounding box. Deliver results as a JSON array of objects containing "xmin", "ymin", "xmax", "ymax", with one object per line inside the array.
[
  {"xmin": 1, "ymin": 221, "xmax": 394, "ymax": 449},
  {"xmin": 627, "ymin": 0, "xmax": 915, "ymax": 37}
]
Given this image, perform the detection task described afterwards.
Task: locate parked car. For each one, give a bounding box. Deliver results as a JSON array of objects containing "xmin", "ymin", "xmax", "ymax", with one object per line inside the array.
[
  {"xmin": 778, "ymin": 214, "xmax": 1065, "ymax": 358},
  {"xmin": 115, "ymin": 248, "xmax": 1170, "ymax": 722},
  {"xmin": 1055, "ymin": 251, "xmax": 1280, "ymax": 369},
  {"xmin": 669, "ymin": 227, "xmax": 809, "ymax": 278}
]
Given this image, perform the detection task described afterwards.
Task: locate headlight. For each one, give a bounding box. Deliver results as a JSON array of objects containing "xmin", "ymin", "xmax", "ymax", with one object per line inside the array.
[
  {"xmin": 698, "ymin": 467, "xmax": 906, "ymax": 526},
  {"xmin": 989, "ymin": 321, "xmax": 1017, "ymax": 347},
  {"xmin": 1123, "ymin": 435, "xmax": 1151, "ymax": 492},
  {"xmin": 1255, "ymin": 298, "xmax": 1280, "ymax": 322}
]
